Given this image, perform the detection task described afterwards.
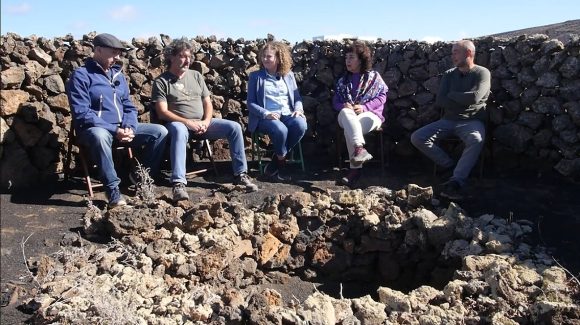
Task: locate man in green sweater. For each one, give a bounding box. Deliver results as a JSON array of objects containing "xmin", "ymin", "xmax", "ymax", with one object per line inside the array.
[{"xmin": 411, "ymin": 40, "xmax": 491, "ymax": 200}]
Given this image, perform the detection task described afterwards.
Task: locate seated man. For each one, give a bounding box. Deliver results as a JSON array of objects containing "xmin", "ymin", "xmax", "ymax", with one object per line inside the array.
[
  {"xmin": 67, "ymin": 33, "xmax": 168, "ymax": 207},
  {"xmin": 411, "ymin": 40, "xmax": 491, "ymax": 200},
  {"xmin": 151, "ymin": 38, "xmax": 258, "ymax": 202}
]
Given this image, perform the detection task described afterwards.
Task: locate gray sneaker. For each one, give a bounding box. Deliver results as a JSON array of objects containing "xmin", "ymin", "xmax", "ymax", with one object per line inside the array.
[
  {"xmin": 351, "ymin": 146, "xmax": 373, "ymax": 163},
  {"xmin": 172, "ymin": 182, "xmax": 189, "ymax": 202},
  {"xmin": 234, "ymin": 172, "xmax": 259, "ymax": 192},
  {"xmin": 106, "ymin": 187, "xmax": 127, "ymax": 208}
]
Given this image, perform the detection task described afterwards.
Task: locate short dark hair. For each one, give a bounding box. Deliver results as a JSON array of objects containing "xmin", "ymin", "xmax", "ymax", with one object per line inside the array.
[
  {"xmin": 345, "ymin": 41, "xmax": 372, "ymax": 72},
  {"xmin": 163, "ymin": 38, "xmax": 193, "ymax": 68}
]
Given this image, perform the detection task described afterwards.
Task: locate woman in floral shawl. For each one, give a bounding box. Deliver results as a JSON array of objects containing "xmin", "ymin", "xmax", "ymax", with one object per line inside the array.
[{"xmin": 333, "ymin": 41, "xmax": 388, "ymax": 187}]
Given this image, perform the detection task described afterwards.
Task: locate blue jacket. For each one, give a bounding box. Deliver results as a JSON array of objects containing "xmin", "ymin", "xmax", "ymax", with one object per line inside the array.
[
  {"xmin": 67, "ymin": 58, "xmax": 138, "ymax": 134},
  {"xmin": 247, "ymin": 69, "xmax": 304, "ymax": 132}
]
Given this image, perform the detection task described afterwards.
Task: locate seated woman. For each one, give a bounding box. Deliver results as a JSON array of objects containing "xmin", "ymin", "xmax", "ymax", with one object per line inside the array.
[
  {"xmin": 247, "ymin": 41, "xmax": 307, "ymax": 181},
  {"xmin": 333, "ymin": 41, "xmax": 388, "ymax": 187}
]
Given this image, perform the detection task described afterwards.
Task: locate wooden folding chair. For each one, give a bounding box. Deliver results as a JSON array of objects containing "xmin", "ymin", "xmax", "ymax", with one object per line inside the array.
[{"xmin": 63, "ymin": 124, "xmax": 133, "ymax": 197}]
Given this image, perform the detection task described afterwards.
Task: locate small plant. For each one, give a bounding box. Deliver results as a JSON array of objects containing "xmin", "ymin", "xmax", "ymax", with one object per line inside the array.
[{"xmin": 132, "ymin": 160, "xmax": 156, "ymax": 206}]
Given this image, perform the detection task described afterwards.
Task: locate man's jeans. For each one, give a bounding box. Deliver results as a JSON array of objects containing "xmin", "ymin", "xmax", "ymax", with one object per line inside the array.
[
  {"xmin": 166, "ymin": 118, "xmax": 247, "ymax": 185},
  {"xmin": 255, "ymin": 114, "xmax": 307, "ymax": 157},
  {"xmin": 411, "ymin": 118, "xmax": 485, "ymax": 186},
  {"xmin": 77, "ymin": 123, "xmax": 168, "ymax": 191}
]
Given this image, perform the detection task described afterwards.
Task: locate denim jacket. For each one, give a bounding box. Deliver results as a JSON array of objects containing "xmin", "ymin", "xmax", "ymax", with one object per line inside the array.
[{"xmin": 247, "ymin": 69, "xmax": 303, "ymax": 132}]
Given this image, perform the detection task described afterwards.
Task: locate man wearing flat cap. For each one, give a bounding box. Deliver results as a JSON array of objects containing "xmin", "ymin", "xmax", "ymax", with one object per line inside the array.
[{"xmin": 67, "ymin": 33, "xmax": 168, "ymax": 207}]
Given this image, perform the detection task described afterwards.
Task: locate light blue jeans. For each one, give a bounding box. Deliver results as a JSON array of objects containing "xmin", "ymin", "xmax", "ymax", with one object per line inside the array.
[
  {"xmin": 166, "ymin": 118, "xmax": 247, "ymax": 184},
  {"xmin": 77, "ymin": 123, "xmax": 168, "ymax": 191},
  {"xmin": 411, "ymin": 118, "xmax": 485, "ymax": 186},
  {"xmin": 255, "ymin": 115, "xmax": 307, "ymax": 157}
]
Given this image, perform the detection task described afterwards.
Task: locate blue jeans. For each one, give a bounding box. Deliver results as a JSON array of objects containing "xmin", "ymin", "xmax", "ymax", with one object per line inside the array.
[
  {"xmin": 77, "ymin": 123, "xmax": 168, "ymax": 191},
  {"xmin": 411, "ymin": 119, "xmax": 485, "ymax": 186},
  {"xmin": 166, "ymin": 118, "xmax": 248, "ymax": 184},
  {"xmin": 255, "ymin": 115, "xmax": 307, "ymax": 157}
]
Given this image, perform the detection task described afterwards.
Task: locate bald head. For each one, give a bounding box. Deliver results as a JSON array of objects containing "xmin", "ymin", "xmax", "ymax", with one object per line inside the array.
[
  {"xmin": 452, "ymin": 40, "xmax": 476, "ymax": 71},
  {"xmin": 455, "ymin": 40, "xmax": 475, "ymax": 56}
]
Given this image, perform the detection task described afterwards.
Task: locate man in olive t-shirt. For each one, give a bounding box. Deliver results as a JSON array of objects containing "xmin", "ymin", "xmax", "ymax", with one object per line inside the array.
[
  {"xmin": 411, "ymin": 40, "xmax": 491, "ymax": 200},
  {"xmin": 151, "ymin": 38, "xmax": 258, "ymax": 201}
]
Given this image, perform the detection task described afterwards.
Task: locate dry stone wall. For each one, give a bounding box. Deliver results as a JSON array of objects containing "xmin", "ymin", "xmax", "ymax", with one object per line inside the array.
[{"xmin": 1, "ymin": 32, "xmax": 579, "ymax": 188}]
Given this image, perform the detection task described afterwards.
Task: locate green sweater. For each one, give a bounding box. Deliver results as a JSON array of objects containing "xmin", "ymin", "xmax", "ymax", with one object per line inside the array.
[{"xmin": 436, "ymin": 65, "xmax": 491, "ymax": 121}]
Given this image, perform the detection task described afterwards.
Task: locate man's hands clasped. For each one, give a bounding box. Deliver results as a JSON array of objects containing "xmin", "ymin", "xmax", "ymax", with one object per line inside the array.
[
  {"xmin": 185, "ymin": 119, "xmax": 209, "ymax": 135},
  {"xmin": 116, "ymin": 127, "xmax": 135, "ymax": 143}
]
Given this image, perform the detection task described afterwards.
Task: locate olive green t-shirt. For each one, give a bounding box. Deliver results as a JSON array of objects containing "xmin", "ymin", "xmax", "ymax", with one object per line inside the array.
[
  {"xmin": 436, "ymin": 65, "xmax": 491, "ymax": 121},
  {"xmin": 151, "ymin": 69, "xmax": 210, "ymax": 120}
]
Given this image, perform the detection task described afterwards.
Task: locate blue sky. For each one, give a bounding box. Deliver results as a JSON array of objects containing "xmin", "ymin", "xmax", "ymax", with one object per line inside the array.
[{"xmin": 2, "ymin": 0, "xmax": 579, "ymax": 44}]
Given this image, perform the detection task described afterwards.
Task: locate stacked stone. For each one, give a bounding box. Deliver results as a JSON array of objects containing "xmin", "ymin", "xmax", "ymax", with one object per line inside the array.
[{"xmin": 1, "ymin": 32, "xmax": 579, "ymax": 188}]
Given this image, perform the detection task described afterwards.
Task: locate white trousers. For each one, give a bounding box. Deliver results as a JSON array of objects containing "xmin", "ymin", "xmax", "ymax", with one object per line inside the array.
[{"xmin": 337, "ymin": 109, "xmax": 382, "ymax": 169}]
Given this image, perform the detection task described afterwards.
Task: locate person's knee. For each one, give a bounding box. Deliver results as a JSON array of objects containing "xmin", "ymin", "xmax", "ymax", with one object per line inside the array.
[
  {"xmin": 410, "ymin": 130, "xmax": 423, "ymax": 147},
  {"xmin": 466, "ymin": 131, "xmax": 484, "ymax": 146},
  {"xmin": 337, "ymin": 109, "xmax": 351, "ymax": 121},
  {"xmin": 228, "ymin": 120, "xmax": 243, "ymax": 136},
  {"xmin": 85, "ymin": 128, "xmax": 113, "ymax": 147},
  {"xmin": 296, "ymin": 118, "xmax": 308, "ymax": 133},
  {"xmin": 156, "ymin": 125, "xmax": 169, "ymax": 138},
  {"xmin": 167, "ymin": 122, "xmax": 188, "ymax": 139}
]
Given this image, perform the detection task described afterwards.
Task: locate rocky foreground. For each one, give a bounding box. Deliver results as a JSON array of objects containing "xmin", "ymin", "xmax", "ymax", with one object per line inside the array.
[{"xmin": 22, "ymin": 181, "xmax": 579, "ymax": 324}]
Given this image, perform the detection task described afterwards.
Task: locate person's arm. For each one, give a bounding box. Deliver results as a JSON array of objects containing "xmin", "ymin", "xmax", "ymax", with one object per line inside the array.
[
  {"xmin": 362, "ymin": 91, "xmax": 387, "ymax": 115},
  {"xmin": 447, "ymin": 68, "xmax": 491, "ymax": 105},
  {"xmin": 201, "ymin": 96, "xmax": 213, "ymax": 125},
  {"xmin": 247, "ymin": 72, "xmax": 270, "ymax": 119},
  {"xmin": 118, "ymin": 75, "xmax": 138, "ymax": 132},
  {"xmin": 67, "ymin": 70, "xmax": 118, "ymax": 133},
  {"xmin": 435, "ymin": 71, "xmax": 458, "ymax": 109}
]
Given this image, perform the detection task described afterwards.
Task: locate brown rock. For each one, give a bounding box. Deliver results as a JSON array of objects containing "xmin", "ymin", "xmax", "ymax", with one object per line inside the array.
[
  {"xmin": 1, "ymin": 67, "xmax": 25, "ymax": 89},
  {"xmin": 0, "ymin": 143, "xmax": 39, "ymax": 189},
  {"xmin": 28, "ymin": 48, "xmax": 52, "ymax": 66},
  {"xmin": 0, "ymin": 90, "xmax": 29, "ymax": 116},
  {"xmin": 258, "ymin": 232, "xmax": 282, "ymax": 265},
  {"xmin": 183, "ymin": 209, "xmax": 213, "ymax": 231},
  {"xmin": 11, "ymin": 118, "xmax": 43, "ymax": 147},
  {"xmin": 46, "ymin": 94, "xmax": 69, "ymax": 112},
  {"xmin": 43, "ymin": 74, "xmax": 65, "ymax": 94}
]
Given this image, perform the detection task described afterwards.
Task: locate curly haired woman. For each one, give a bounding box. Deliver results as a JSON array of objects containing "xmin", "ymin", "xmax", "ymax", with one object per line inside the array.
[
  {"xmin": 333, "ymin": 41, "xmax": 388, "ymax": 187},
  {"xmin": 247, "ymin": 41, "xmax": 307, "ymax": 182}
]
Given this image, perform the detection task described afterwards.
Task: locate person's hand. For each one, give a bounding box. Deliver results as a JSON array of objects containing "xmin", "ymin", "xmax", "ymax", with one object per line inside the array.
[
  {"xmin": 185, "ymin": 120, "xmax": 204, "ymax": 133},
  {"xmin": 265, "ymin": 113, "xmax": 280, "ymax": 120},
  {"xmin": 353, "ymin": 104, "xmax": 364, "ymax": 114},
  {"xmin": 116, "ymin": 127, "xmax": 135, "ymax": 143},
  {"xmin": 197, "ymin": 120, "xmax": 209, "ymax": 134},
  {"xmin": 343, "ymin": 103, "xmax": 354, "ymax": 110},
  {"xmin": 291, "ymin": 111, "xmax": 305, "ymax": 118}
]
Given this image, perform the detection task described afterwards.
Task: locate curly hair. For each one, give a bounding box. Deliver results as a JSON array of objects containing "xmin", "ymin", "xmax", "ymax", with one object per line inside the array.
[
  {"xmin": 345, "ymin": 41, "xmax": 373, "ymax": 73},
  {"xmin": 163, "ymin": 38, "xmax": 193, "ymax": 68},
  {"xmin": 258, "ymin": 41, "xmax": 292, "ymax": 75}
]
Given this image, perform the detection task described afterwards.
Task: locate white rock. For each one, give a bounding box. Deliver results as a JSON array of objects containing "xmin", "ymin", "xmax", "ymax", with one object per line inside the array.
[
  {"xmin": 377, "ymin": 286, "xmax": 411, "ymax": 312},
  {"xmin": 300, "ymin": 292, "xmax": 336, "ymax": 325}
]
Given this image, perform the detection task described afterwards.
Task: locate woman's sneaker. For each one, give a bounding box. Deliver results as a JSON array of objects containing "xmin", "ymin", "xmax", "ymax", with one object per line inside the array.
[
  {"xmin": 172, "ymin": 182, "xmax": 189, "ymax": 202},
  {"xmin": 106, "ymin": 187, "xmax": 127, "ymax": 208},
  {"xmin": 351, "ymin": 146, "xmax": 372, "ymax": 163}
]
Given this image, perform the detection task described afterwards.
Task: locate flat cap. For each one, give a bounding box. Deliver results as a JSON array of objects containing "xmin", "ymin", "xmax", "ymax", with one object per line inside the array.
[{"xmin": 93, "ymin": 33, "xmax": 131, "ymax": 51}]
